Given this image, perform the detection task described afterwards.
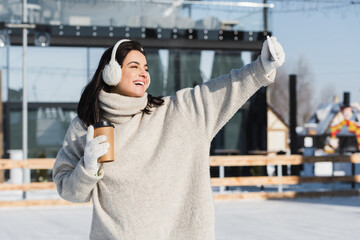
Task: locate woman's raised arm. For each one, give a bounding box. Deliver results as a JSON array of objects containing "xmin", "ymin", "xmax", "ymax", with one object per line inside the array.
[{"xmin": 172, "ymin": 37, "xmax": 285, "ymax": 141}]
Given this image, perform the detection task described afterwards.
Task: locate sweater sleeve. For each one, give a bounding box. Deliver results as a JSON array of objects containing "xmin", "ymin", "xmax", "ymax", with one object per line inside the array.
[
  {"xmin": 172, "ymin": 57, "xmax": 275, "ymax": 141},
  {"xmin": 52, "ymin": 116, "xmax": 103, "ymax": 203}
]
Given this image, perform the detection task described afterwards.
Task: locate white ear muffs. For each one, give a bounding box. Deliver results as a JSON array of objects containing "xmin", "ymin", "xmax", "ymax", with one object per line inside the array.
[{"xmin": 102, "ymin": 39, "xmax": 131, "ymax": 86}]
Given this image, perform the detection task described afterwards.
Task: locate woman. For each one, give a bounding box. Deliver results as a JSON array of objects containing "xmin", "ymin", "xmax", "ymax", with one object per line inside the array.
[{"xmin": 53, "ymin": 37, "xmax": 285, "ymax": 239}]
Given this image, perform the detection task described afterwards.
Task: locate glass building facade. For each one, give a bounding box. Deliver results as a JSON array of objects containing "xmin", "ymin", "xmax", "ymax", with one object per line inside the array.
[
  {"xmin": 0, "ymin": 0, "xmax": 272, "ymax": 31},
  {"xmin": 0, "ymin": 0, "xmax": 272, "ymax": 162},
  {"xmin": 1, "ymin": 45, "xmax": 266, "ymax": 158}
]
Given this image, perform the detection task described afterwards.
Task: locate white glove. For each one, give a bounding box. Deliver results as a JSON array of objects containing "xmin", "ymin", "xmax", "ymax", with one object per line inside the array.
[
  {"xmin": 84, "ymin": 125, "xmax": 109, "ymax": 175},
  {"xmin": 261, "ymin": 36, "xmax": 285, "ymax": 75}
]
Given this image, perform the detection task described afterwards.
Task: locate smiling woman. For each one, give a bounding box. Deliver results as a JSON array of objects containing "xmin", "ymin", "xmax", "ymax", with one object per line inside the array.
[{"xmin": 52, "ymin": 37, "xmax": 285, "ymax": 240}]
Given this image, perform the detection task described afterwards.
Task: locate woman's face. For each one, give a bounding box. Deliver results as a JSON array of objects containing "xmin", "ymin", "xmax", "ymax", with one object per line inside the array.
[{"xmin": 112, "ymin": 50, "xmax": 149, "ymax": 97}]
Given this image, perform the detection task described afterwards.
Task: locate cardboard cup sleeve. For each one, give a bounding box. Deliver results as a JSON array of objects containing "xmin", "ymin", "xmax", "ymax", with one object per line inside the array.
[{"xmin": 93, "ymin": 121, "xmax": 115, "ymax": 163}]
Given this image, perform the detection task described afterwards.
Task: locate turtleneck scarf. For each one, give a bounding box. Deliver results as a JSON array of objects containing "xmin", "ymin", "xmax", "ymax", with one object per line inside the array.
[{"xmin": 98, "ymin": 90, "xmax": 148, "ymax": 124}]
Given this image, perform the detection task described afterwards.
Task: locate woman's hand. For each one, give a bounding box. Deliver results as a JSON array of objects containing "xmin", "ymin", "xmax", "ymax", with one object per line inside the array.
[
  {"xmin": 261, "ymin": 36, "xmax": 285, "ymax": 75},
  {"xmin": 84, "ymin": 125, "xmax": 109, "ymax": 175}
]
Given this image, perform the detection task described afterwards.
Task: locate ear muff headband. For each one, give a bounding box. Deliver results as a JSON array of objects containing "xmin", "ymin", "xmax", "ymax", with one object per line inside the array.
[{"xmin": 102, "ymin": 39, "xmax": 131, "ymax": 86}]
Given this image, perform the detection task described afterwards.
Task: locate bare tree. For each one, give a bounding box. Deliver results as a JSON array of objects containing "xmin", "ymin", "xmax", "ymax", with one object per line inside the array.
[
  {"xmin": 293, "ymin": 56, "xmax": 317, "ymax": 125},
  {"xmin": 268, "ymin": 56, "xmax": 317, "ymax": 126},
  {"xmin": 267, "ymin": 67, "xmax": 289, "ymax": 123},
  {"xmin": 319, "ymin": 83, "xmax": 337, "ymax": 106}
]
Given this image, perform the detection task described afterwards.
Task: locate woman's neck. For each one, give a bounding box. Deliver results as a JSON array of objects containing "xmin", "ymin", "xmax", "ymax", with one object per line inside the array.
[{"xmin": 98, "ymin": 90, "xmax": 148, "ymax": 124}]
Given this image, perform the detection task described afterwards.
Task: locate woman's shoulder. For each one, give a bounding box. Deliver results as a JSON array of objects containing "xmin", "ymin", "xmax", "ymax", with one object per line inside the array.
[{"xmin": 67, "ymin": 116, "xmax": 87, "ymax": 136}]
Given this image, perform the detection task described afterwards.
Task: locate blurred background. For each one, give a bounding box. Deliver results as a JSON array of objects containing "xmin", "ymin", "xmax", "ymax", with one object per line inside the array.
[
  {"xmin": 0, "ymin": 1, "xmax": 359, "ymax": 239},
  {"xmin": 0, "ymin": 0, "xmax": 359, "ymax": 202}
]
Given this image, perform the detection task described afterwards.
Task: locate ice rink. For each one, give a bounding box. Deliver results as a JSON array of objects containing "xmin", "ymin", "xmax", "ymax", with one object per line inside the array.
[{"xmin": 0, "ymin": 196, "xmax": 359, "ymax": 240}]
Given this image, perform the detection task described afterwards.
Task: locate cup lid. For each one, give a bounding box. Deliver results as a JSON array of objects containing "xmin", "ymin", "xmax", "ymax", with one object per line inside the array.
[{"xmin": 93, "ymin": 120, "xmax": 115, "ymax": 128}]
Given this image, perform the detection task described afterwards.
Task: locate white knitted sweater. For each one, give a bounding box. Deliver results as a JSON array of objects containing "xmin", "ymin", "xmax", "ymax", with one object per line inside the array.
[{"xmin": 53, "ymin": 57, "xmax": 275, "ymax": 240}]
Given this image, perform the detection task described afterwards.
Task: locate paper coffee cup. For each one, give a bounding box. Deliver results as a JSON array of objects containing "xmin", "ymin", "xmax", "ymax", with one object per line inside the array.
[{"xmin": 93, "ymin": 121, "xmax": 115, "ymax": 163}]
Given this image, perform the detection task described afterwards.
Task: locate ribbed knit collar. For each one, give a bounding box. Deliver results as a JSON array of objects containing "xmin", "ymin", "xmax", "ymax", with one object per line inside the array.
[{"xmin": 99, "ymin": 90, "xmax": 148, "ymax": 124}]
